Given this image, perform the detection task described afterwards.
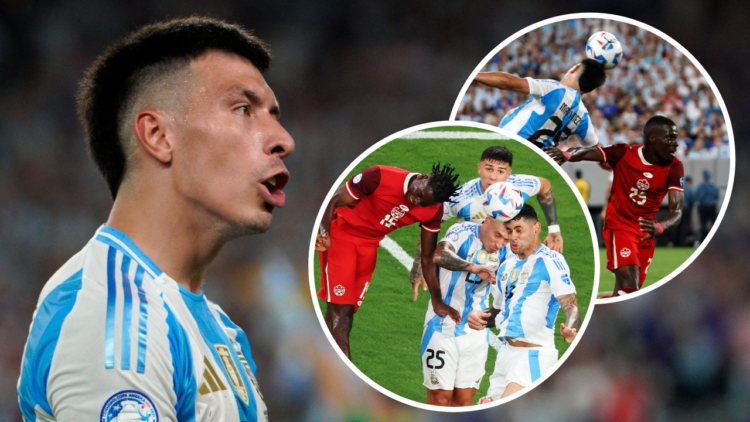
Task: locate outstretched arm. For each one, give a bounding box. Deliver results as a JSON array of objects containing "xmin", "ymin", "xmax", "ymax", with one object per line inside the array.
[
  {"xmin": 422, "ymin": 230, "xmax": 461, "ymax": 323},
  {"xmin": 315, "ymin": 186, "xmax": 355, "ymax": 251},
  {"xmin": 640, "ymin": 190, "xmax": 684, "ymax": 241},
  {"xmin": 557, "ymin": 293, "xmax": 580, "ymax": 343},
  {"xmin": 433, "ymin": 242, "xmax": 497, "ymax": 283},
  {"xmin": 474, "ymin": 72, "xmax": 530, "ymax": 94},
  {"xmin": 545, "ymin": 144, "xmax": 604, "ymax": 165},
  {"xmin": 537, "ymin": 177, "xmax": 563, "ymax": 253}
]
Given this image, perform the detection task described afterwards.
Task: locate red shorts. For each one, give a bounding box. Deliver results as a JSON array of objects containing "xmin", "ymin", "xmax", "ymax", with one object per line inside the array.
[
  {"xmin": 317, "ymin": 224, "xmax": 379, "ymax": 312},
  {"xmin": 603, "ymin": 227, "xmax": 655, "ymax": 287}
]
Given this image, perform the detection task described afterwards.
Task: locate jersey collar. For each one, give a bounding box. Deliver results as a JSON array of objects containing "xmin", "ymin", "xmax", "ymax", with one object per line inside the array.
[
  {"xmin": 403, "ymin": 172, "xmax": 419, "ymax": 195},
  {"xmin": 637, "ymin": 145, "xmax": 655, "ymax": 166}
]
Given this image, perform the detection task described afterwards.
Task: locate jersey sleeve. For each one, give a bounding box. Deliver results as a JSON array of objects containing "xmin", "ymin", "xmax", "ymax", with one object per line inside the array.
[
  {"xmin": 420, "ymin": 205, "xmax": 443, "ymax": 233},
  {"xmin": 545, "ymin": 255, "xmax": 577, "ymax": 297},
  {"xmin": 509, "ymin": 174, "xmax": 542, "ymax": 200},
  {"xmin": 600, "ymin": 143, "xmax": 629, "ymax": 167},
  {"xmin": 527, "ymin": 78, "xmax": 560, "ymax": 99},
  {"xmin": 345, "ymin": 166, "xmax": 381, "ymax": 200},
  {"xmin": 21, "ymin": 270, "xmax": 196, "ymax": 422},
  {"xmin": 442, "ymin": 201, "xmax": 458, "ymax": 222},
  {"xmin": 439, "ymin": 222, "xmax": 474, "ymax": 253},
  {"xmin": 667, "ymin": 160, "xmax": 685, "ymax": 191},
  {"xmin": 576, "ymin": 112, "xmax": 599, "ymax": 147}
]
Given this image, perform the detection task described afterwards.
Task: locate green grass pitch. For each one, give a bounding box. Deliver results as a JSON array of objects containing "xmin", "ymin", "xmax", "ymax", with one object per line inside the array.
[
  {"xmin": 312, "ymin": 126, "xmax": 596, "ymax": 404},
  {"xmin": 597, "ymin": 247, "xmax": 697, "ymax": 295}
]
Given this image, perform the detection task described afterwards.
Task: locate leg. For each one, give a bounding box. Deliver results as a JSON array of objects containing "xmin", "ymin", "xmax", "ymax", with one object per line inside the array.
[
  {"xmin": 500, "ymin": 382, "xmax": 525, "ymax": 398},
  {"xmin": 451, "ymin": 388, "xmax": 477, "ymax": 406},
  {"xmin": 426, "ymin": 389, "xmax": 453, "ymax": 406},
  {"xmin": 324, "ymin": 303, "xmax": 355, "ymax": 360},
  {"xmin": 613, "ymin": 264, "xmax": 640, "ymax": 294}
]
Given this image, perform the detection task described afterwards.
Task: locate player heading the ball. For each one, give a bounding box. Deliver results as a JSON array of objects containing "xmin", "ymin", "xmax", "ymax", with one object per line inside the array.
[
  {"xmin": 546, "ymin": 116, "xmax": 684, "ymax": 296},
  {"xmin": 18, "ymin": 17, "xmax": 293, "ymax": 421},
  {"xmin": 469, "ymin": 205, "xmax": 580, "ymax": 403},
  {"xmin": 315, "ymin": 163, "xmax": 462, "ymax": 360},
  {"xmin": 422, "ymin": 218, "xmax": 510, "ymax": 406},
  {"xmin": 474, "ymin": 59, "xmax": 606, "ymax": 149}
]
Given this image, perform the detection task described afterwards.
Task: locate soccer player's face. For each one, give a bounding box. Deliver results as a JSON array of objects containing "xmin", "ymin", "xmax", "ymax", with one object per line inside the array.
[
  {"xmin": 477, "ymin": 160, "xmax": 510, "ymax": 191},
  {"xmin": 480, "ymin": 217, "xmax": 508, "ymax": 253},
  {"xmin": 174, "ymin": 51, "xmax": 294, "ymax": 235},
  {"xmin": 507, "ymin": 218, "xmax": 541, "ymax": 257},
  {"xmin": 407, "ymin": 177, "xmax": 438, "ymax": 207},
  {"xmin": 652, "ymin": 125, "xmax": 679, "ymax": 161}
]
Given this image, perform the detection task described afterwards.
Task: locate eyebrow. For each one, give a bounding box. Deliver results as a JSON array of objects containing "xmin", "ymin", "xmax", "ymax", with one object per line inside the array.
[{"xmin": 231, "ymin": 87, "xmax": 281, "ymax": 120}]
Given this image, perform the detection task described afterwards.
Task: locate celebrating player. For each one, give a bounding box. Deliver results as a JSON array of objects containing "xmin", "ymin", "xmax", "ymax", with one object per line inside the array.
[
  {"xmin": 473, "ymin": 59, "xmax": 606, "ymax": 149},
  {"xmin": 316, "ymin": 164, "xmax": 462, "ymax": 360},
  {"xmin": 17, "ymin": 18, "xmax": 290, "ymax": 421},
  {"xmin": 411, "ymin": 146, "xmax": 564, "ymax": 299},
  {"xmin": 546, "ymin": 116, "xmax": 684, "ymax": 296},
  {"xmin": 468, "ymin": 205, "xmax": 580, "ymax": 402},
  {"xmin": 421, "ymin": 217, "xmax": 509, "ymax": 406}
]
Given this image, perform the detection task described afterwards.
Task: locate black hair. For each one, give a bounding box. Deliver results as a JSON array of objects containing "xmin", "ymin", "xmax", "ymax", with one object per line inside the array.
[
  {"xmin": 643, "ymin": 115, "xmax": 676, "ymax": 139},
  {"xmin": 428, "ymin": 162, "xmax": 461, "ymax": 203},
  {"xmin": 577, "ymin": 59, "xmax": 606, "ymax": 93},
  {"xmin": 78, "ymin": 17, "xmax": 272, "ymax": 199},
  {"xmin": 509, "ymin": 204, "xmax": 538, "ymax": 223},
  {"xmin": 480, "ymin": 146, "xmax": 513, "ymax": 166},
  {"xmin": 576, "ymin": 170, "xmax": 583, "ymax": 179}
]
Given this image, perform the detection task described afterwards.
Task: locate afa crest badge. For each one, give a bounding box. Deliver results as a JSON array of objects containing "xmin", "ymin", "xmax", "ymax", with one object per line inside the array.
[{"xmin": 101, "ymin": 390, "xmax": 158, "ymax": 422}]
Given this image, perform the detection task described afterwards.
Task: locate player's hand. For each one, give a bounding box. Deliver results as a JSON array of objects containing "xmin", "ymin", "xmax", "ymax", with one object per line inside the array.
[
  {"xmin": 433, "ymin": 301, "xmax": 461, "ymax": 324},
  {"xmin": 315, "ymin": 234, "xmax": 331, "ymax": 251},
  {"xmin": 638, "ymin": 217, "xmax": 658, "ymax": 241},
  {"xmin": 477, "ymin": 396, "xmax": 493, "ymax": 405},
  {"xmin": 409, "ymin": 260, "xmax": 427, "ymax": 301},
  {"xmin": 411, "ymin": 278, "xmax": 427, "ymax": 301},
  {"xmin": 467, "ymin": 310, "xmax": 491, "ymax": 330},
  {"xmin": 543, "ymin": 233, "xmax": 563, "ymax": 254},
  {"xmin": 560, "ymin": 323, "xmax": 578, "ymax": 343},
  {"xmin": 470, "ymin": 264, "xmax": 497, "ymax": 284},
  {"xmin": 543, "ymin": 147, "xmax": 567, "ymax": 165},
  {"xmin": 598, "ymin": 161, "xmax": 613, "ymax": 172}
]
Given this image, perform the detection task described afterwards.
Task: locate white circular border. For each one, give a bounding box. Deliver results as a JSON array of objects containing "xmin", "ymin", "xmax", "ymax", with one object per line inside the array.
[
  {"xmin": 307, "ymin": 120, "xmax": 601, "ymax": 411},
  {"xmin": 448, "ymin": 13, "xmax": 736, "ymax": 305}
]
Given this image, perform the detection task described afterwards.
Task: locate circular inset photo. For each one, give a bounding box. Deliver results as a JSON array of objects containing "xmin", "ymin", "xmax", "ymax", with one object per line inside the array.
[
  {"xmin": 451, "ymin": 14, "xmax": 734, "ymax": 302},
  {"xmin": 308, "ymin": 121, "xmax": 598, "ymax": 409}
]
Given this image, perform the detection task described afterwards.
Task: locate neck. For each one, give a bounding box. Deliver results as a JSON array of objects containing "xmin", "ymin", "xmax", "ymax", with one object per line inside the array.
[
  {"xmin": 561, "ymin": 78, "xmax": 581, "ymax": 93},
  {"xmin": 517, "ymin": 240, "xmax": 541, "ymax": 260},
  {"xmin": 642, "ymin": 145, "xmax": 664, "ymax": 165},
  {"xmin": 107, "ymin": 176, "xmax": 228, "ymax": 294}
]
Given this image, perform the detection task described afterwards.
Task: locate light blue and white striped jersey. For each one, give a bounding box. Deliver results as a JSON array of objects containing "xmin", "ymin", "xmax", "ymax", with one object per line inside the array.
[
  {"xmin": 443, "ymin": 176, "xmax": 541, "ymax": 223},
  {"xmin": 18, "ymin": 226, "xmax": 267, "ymax": 422},
  {"xmin": 423, "ymin": 222, "xmax": 508, "ymax": 338},
  {"xmin": 499, "ymin": 78, "xmax": 598, "ymax": 148},
  {"xmin": 492, "ymin": 244, "xmax": 576, "ymax": 349}
]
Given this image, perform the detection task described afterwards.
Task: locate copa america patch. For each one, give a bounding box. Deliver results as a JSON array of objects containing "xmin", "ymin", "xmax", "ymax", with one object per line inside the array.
[
  {"xmin": 680, "ymin": 177, "xmax": 684, "ymax": 187},
  {"xmin": 353, "ymin": 173, "xmax": 363, "ymax": 184},
  {"xmin": 620, "ymin": 248, "xmax": 631, "ymax": 258},
  {"xmin": 334, "ymin": 285, "xmax": 346, "ymax": 296},
  {"xmin": 447, "ymin": 231, "xmax": 459, "ymax": 242},
  {"xmin": 101, "ymin": 390, "xmax": 158, "ymax": 422}
]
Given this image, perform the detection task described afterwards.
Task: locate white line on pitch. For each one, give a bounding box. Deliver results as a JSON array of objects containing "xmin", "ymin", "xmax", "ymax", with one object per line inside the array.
[
  {"xmin": 399, "ymin": 131, "xmax": 512, "ymax": 140},
  {"xmin": 379, "ymin": 236, "xmax": 414, "ymax": 270}
]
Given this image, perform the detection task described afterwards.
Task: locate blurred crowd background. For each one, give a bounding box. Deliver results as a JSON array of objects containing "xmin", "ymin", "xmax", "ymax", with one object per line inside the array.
[
  {"xmin": 0, "ymin": 1, "xmax": 746, "ymax": 421},
  {"xmin": 458, "ymin": 18, "xmax": 730, "ymax": 160}
]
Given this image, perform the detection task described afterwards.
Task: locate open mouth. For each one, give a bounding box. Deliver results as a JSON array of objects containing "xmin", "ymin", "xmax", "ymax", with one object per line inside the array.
[{"xmin": 260, "ymin": 170, "xmax": 290, "ymax": 210}]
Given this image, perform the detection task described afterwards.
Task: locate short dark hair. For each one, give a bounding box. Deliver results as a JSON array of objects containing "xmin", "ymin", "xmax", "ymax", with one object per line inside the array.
[
  {"xmin": 428, "ymin": 162, "xmax": 461, "ymax": 203},
  {"xmin": 480, "ymin": 146, "xmax": 513, "ymax": 166},
  {"xmin": 509, "ymin": 204, "xmax": 538, "ymax": 223},
  {"xmin": 78, "ymin": 17, "xmax": 272, "ymax": 198},
  {"xmin": 577, "ymin": 59, "xmax": 606, "ymax": 93},
  {"xmin": 643, "ymin": 115, "xmax": 676, "ymax": 139},
  {"xmin": 576, "ymin": 170, "xmax": 583, "ymax": 179}
]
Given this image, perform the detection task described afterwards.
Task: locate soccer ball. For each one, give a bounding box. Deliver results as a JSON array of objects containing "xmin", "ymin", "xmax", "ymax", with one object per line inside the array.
[
  {"xmin": 481, "ymin": 182, "xmax": 524, "ymax": 222},
  {"xmin": 585, "ymin": 31, "xmax": 623, "ymax": 70}
]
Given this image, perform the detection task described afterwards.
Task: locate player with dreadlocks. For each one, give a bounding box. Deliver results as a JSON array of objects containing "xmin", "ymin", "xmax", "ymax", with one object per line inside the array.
[{"xmin": 316, "ymin": 163, "xmax": 462, "ymax": 359}]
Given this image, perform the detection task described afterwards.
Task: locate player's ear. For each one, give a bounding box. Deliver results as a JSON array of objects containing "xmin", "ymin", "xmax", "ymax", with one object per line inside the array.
[
  {"xmin": 133, "ymin": 109, "xmax": 173, "ymax": 164},
  {"xmin": 534, "ymin": 221, "xmax": 542, "ymax": 234}
]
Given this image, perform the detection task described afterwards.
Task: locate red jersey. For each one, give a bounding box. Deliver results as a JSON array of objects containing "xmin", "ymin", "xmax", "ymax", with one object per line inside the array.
[
  {"xmin": 334, "ymin": 166, "xmax": 442, "ymax": 241},
  {"xmin": 600, "ymin": 144, "xmax": 684, "ymax": 235}
]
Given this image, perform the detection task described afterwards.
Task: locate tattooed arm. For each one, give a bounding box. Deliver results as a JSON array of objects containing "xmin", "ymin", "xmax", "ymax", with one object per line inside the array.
[
  {"xmin": 556, "ymin": 293, "xmax": 580, "ymax": 343},
  {"xmin": 537, "ymin": 177, "xmax": 563, "ymax": 253},
  {"xmin": 433, "ymin": 241, "xmax": 497, "ymax": 284},
  {"xmin": 409, "ymin": 236, "xmax": 427, "ymax": 301}
]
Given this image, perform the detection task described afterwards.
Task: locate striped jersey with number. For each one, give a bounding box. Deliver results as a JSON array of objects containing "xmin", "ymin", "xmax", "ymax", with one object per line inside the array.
[
  {"xmin": 499, "ymin": 78, "xmax": 598, "ymax": 148},
  {"xmin": 18, "ymin": 225, "xmax": 267, "ymax": 422},
  {"xmin": 443, "ymin": 176, "xmax": 540, "ymax": 223},
  {"xmin": 492, "ymin": 244, "xmax": 576, "ymax": 348},
  {"xmin": 423, "ymin": 222, "xmax": 509, "ymax": 339}
]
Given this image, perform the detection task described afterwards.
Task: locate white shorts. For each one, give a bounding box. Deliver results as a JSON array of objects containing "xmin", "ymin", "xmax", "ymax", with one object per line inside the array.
[
  {"xmin": 421, "ymin": 328, "xmax": 489, "ymax": 391},
  {"xmin": 486, "ymin": 342, "xmax": 558, "ymax": 399}
]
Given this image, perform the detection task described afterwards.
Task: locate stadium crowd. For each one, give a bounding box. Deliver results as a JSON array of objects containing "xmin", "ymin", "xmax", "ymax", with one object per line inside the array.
[{"xmin": 458, "ymin": 19, "xmax": 730, "ymax": 159}]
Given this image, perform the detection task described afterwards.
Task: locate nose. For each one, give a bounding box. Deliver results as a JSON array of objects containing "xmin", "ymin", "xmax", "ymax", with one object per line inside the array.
[{"xmin": 264, "ymin": 117, "xmax": 295, "ymax": 159}]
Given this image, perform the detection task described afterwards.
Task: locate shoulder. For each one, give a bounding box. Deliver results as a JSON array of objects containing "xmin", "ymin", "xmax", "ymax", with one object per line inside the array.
[{"xmin": 535, "ymin": 245, "xmax": 569, "ymax": 270}]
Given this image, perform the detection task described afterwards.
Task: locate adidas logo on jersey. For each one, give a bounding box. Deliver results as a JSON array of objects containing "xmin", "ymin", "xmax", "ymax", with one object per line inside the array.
[
  {"xmin": 198, "ymin": 356, "xmax": 227, "ymax": 395},
  {"xmin": 472, "ymin": 211, "xmax": 486, "ymax": 221}
]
